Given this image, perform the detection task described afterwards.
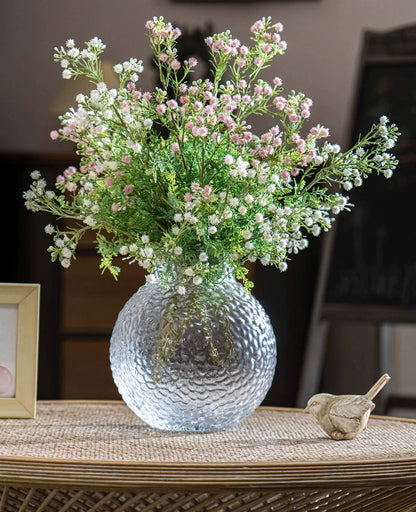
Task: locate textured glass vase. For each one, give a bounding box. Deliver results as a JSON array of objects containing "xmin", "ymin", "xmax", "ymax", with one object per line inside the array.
[{"xmin": 110, "ymin": 274, "xmax": 276, "ymax": 431}]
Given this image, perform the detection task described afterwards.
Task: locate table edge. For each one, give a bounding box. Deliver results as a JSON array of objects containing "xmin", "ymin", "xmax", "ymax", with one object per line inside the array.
[{"xmin": 2, "ymin": 402, "xmax": 416, "ymax": 489}]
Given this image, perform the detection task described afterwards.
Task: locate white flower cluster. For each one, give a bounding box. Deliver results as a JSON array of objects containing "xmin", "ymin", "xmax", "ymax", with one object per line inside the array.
[{"xmin": 54, "ymin": 37, "xmax": 106, "ymax": 80}]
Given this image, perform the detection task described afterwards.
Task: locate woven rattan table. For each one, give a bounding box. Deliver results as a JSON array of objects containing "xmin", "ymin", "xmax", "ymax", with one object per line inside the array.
[{"xmin": 0, "ymin": 402, "xmax": 416, "ymax": 511}]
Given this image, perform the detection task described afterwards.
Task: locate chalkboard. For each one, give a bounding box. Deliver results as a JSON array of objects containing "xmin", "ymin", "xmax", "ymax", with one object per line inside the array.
[{"xmin": 325, "ymin": 29, "xmax": 416, "ymax": 306}]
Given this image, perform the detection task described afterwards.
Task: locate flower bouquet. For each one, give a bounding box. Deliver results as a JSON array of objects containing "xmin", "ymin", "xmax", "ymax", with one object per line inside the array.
[
  {"xmin": 24, "ymin": 16, "xmax": 399, "ymax": 291},
  {"xmin": 24, "ymin": 17, "xmax": 399, "ymax": 430}
]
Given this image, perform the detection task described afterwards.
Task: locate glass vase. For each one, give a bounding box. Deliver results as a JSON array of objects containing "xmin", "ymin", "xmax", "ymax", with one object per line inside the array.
[{"xmin": 109, "ymin": 274, "xmax": 276, "ymax": 431}]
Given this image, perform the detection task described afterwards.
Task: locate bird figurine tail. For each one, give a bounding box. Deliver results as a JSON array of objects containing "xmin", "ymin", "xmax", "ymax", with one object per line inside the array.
[{"xmin": 364, "ymin": 373, "xmax": 391, "ymax": 401}]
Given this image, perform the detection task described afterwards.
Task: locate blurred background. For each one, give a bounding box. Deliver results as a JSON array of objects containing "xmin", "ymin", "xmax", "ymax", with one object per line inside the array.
[{"xmin": 1, "ymin": 0, "xmax": 415, "ymax": 416}]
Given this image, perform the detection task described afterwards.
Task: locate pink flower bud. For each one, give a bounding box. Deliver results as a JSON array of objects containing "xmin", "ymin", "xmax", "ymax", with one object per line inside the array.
[
  {"xmin": 167, "ymin": 99, "xmax": 178, "ymax": 109},
  {"xmin": 64, "ymin": 166, "xmax": 76, "ymax": 177},
  {"xmin": 172, "ymin": 28, "xmax": 182, "ymax": 39},
  {"xmin": 156, "ymin": 104, "xmax": 166, "ymax": 115},
  {"xmin": 280, "ymin": 170, "xmax": 291, "ymax": 183},
  {"xmin": 202, "ymin": 185, "xmax": 212, "ymax": 198}
]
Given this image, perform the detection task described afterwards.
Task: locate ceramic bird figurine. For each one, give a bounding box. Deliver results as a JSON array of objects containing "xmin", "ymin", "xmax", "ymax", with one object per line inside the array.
[{"xmin": 305, "ymin": 373, "xmax": 391, "ymax": 440}]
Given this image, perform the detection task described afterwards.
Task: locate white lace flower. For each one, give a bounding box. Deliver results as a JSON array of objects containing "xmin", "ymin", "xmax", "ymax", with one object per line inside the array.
[
  {"xmin": 83, "ymin": 215, "xmax": 96, "ymax": 227},
  {"xmin": 44, "ymin": 224, "xmax": 55, "ymax": 235},
  {"xmin": 146, "ymin": 274, "xmax": 156, "ymax": 283},
  {"xmin": 61, "ymin": 258, "xmax": 71, "ymax": 268}
]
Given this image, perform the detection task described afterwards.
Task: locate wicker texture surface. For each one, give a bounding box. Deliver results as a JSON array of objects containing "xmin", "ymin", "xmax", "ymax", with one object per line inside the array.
[
  {"xmin": 1, "ymin": 486, "xmax": 416, "ymax": 512},
  {"xmin": 1, "ymin": 402, "xmax": 416, "ymax": 511},
  {"xmin": 0, "ymin": 401, "xmax": 415, "ymax": 463}
]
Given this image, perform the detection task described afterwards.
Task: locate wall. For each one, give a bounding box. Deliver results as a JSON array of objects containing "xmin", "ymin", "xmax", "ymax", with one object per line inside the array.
[{"xmin": 1, "ymin": 0, "xmax": 416, "ymax": 153}]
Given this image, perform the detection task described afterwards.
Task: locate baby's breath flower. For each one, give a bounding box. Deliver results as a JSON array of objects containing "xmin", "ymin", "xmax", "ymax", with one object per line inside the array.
[
  {"xmin": 146, "ymin": 274, "xmax": 156, "ymax": 283},
  {"xmin": 61, "ymin": 258, "xmax": 71, "ymax": 268},
  {"xmin": 62, "ymin": 247, "xmax": 72, "ymax": 258},
  {"xmin": 83, "ymin": 215, "xmax": 97, "ymax": 227}
]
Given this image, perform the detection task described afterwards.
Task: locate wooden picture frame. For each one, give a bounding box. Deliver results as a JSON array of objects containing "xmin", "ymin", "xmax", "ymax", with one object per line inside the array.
[{"xmin": 0, "ymin": 283, "xmax": 39, "ymax": 418}]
